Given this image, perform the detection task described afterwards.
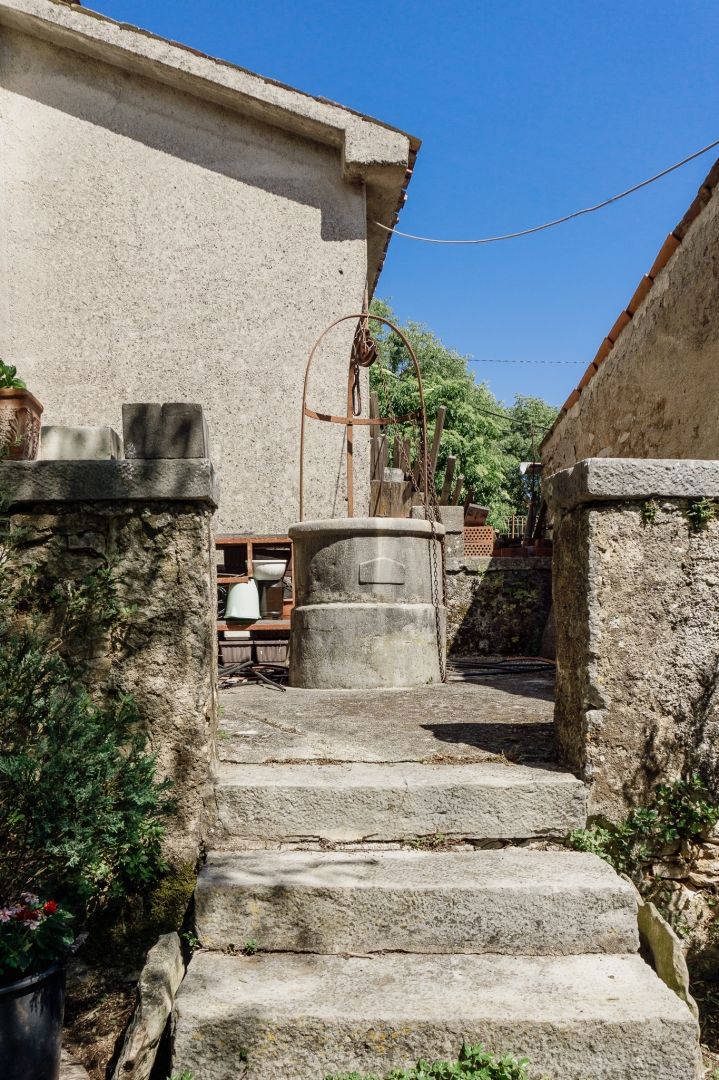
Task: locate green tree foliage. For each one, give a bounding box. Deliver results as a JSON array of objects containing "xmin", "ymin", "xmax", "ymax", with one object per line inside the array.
[{"xmin": 368, "ymin": 300, "xmax": 558, "ymax": 526}]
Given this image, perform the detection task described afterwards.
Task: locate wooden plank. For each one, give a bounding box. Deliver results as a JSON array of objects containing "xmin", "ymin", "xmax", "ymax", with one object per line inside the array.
[
  {"xmin": 377, "ymin": 432, "xmax": 388, "ymax": 479},
  {"xmin": 450, "ymin": 475, "xmax": 464, "ymax": 505},
  {"xmin": 370, "ymin": 478, "xmax": 413, "ymax": 518},
  {"xmin": 439, "ymin": 455, "xmax": 456, "ymax": 503},
  {"xmin": 463, "ymin": 486, "xmax": 475, "ymax": 513},
  {"xmin": 217, "ymin": 619, "xmax": 291, "ymax": 632},
  {"xmin": 217, "ymin": 536, "xmax": 291, "ymax": 546},
  {"xmin": 428, "ymin": 406, "xmax": 446, "ymax": 485},
  {"xmin": 392, "ymin": 435, "xmax": 401, "ymax": 469}
]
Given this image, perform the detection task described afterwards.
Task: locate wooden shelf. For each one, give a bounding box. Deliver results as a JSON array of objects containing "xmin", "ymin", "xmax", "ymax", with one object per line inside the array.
[
  {"xmin": 216, "ymin": 535, "xmax": 294, "ymax": 639},
  {"xmin": 218, "ymin": 619, "xmax": 291, "ymax": 633}
]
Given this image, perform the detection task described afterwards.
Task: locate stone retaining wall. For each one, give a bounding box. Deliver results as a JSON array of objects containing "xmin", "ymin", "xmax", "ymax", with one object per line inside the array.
[
  {"xmin": 446, "ymin": 557, "xmax": 552, "ymax": 656},
  {"xmin": 0, "ymin": 459, "xmax": 218, "ymax": 871}
]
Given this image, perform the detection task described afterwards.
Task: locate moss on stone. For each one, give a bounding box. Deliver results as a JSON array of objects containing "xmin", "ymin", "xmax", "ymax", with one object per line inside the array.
[{"xmin": 148, "ymin": 861, "xmax": 198, "ymax": 936}]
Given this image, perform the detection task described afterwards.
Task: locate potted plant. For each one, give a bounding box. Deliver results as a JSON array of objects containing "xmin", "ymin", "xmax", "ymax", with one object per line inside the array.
[
  {"xmin": 0, "ymin": 894, "xmax": 74, "ymax": 1080},
  {"xmin": 0, "ymin": 360, "xmax": 43, "ymax": 460}
]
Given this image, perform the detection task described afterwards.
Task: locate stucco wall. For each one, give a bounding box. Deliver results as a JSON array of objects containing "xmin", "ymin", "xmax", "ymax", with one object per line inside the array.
[
  {"xmin": 542, "ymin": 186, "xmax": 719, "ymax": 475},
  {"xmin": 0, "ymin": 26, "xmax": 374, "ymax": 533}
]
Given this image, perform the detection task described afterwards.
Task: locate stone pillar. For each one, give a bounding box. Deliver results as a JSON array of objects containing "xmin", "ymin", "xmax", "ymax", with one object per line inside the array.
[
  {"xmin": 545, "ymin": 458, "xmax": 719, "ymax": 820},
  {"xmin": 0, "ymin": 456, "xmax": 219, "ymax": 869}
]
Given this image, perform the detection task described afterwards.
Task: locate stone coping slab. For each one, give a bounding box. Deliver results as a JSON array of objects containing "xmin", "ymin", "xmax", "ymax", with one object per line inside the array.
[
  {"xmin": 0, "ymin": 459, "xmax": 219, "ymax": 507},
  {"xmin": 289, "ymin": 516, "xmax": 445, "ymax": 538},
  {"xmin": 545, "ymin": 457, "xmax": 719, "ymax": 512},
  {"xmin": 446, "ymin": 556, "xmax": 552, "ymax": 572}
]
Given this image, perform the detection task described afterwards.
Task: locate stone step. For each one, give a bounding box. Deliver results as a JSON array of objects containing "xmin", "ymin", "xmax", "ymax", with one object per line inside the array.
[
  {"xmin": 195, "ymin": 848, "xmax": 638, "ymax": 955},
  {"xmin": 213, "ymin": 761, "xmax": 587, "ymax": 844},
  {"xmin": 172, "ymin": 951, "xmax": 700, "ymax": 1080}
]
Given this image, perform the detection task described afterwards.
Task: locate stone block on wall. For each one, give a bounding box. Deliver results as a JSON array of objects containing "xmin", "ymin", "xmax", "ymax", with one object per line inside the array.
[
  {"xmin": 41, "ymin": 425, "xmax": 122, "ymax": 460},
  {"xmin": 123, "ymin": 403, "xmax": 210, "ymax": 460}
]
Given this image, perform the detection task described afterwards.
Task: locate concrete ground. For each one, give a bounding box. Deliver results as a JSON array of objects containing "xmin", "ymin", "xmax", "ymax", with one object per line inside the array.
[{"xmin": 217, "ymin": 657, "xmax": 556, "ymax": 767}]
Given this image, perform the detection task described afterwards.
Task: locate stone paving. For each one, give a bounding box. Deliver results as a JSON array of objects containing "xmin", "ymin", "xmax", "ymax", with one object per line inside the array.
[{"xmin": 173, "ymin": 661, "xmax": 701, "ymax": 1079}]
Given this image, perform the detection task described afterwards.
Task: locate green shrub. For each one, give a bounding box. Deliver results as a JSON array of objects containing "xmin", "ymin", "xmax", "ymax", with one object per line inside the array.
[
  {"xmin": 325, "ymin": 1042, "xmax": 531, "ymax": 1079},
  {"xmin": 0, "ymin": 515, "xmax": 172, "ymax": 918},
  {"xmin": 0, "ymin": 628, "xmax": 172, "ymax": 913}
]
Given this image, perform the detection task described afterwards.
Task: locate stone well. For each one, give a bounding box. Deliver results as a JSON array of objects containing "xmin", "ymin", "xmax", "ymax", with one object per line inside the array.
[{"xmin": 288, "ymin": 517, "xmax": 446, "ymax": 689}]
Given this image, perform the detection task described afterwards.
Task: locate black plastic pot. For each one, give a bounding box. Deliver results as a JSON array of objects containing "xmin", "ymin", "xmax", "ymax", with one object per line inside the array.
[{"xmin": 0, "ymin": 963, "xmax": 65, "ymax": 1080}]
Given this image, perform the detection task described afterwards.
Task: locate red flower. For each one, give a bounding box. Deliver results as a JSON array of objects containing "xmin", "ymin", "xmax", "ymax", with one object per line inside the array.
[{"xmin": 43, "ymin": 901, "xmax": 58, "ymax": 916}]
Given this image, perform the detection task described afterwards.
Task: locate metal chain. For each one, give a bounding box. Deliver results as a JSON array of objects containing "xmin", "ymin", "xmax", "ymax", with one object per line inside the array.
[{"xmin": 374, "ymin": 358, "xmax": 447, "ymax": 684}]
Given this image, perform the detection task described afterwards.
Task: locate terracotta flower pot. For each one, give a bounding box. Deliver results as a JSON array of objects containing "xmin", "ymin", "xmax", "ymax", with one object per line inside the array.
[{"xmin": 0, "ymin": 388, "xmax": 43, "ymax": 461}]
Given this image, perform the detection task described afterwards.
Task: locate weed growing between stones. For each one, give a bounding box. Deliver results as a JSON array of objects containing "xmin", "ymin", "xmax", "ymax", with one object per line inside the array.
[
  {"xmin": 324, "ymin": 1041, "xmax": 539, "ymax": 1079},
  {"xmin": 685, "ymin": 498, "xmax": 717, "ymax": 532},
  {"xmin": 568, "ymin": 775, "xmax": 719, "ymax": 883},
  {"xmin": 405, "ymin": 832, "xmax": 450, "ymax": 850},
  {"xmin": 640, "ymin": 499, "xmax": 659, "ymax": 526}
]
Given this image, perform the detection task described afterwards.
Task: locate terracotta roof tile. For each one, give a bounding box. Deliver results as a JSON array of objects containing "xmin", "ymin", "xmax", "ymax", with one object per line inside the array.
[
  {"xmin": 578, "ymin": 362, "xmax": 599, "ymax": 390},
  {"xmin": 562, "ymin": 388, "xmax": 581, "ymax": 411},
  {"xmin": 627, "ymin": 275, "xmax": 654, "ymax": 315},
  {"xmin": 593, "ymin": 338, "xmax": 614, "ymax": 366},
  {"xmin": 648, "ymin": 233, "xmax": 681, "ymax": 279},
  {"xmin": 607, "ymin": 310, "xmax": 632, "ymax": 343}
]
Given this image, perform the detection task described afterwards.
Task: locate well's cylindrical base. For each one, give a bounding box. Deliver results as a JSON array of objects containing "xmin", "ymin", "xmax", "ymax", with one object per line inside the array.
[{"xmin": 289, "ymin": 602, "xmax": 445, "ymax": 689}]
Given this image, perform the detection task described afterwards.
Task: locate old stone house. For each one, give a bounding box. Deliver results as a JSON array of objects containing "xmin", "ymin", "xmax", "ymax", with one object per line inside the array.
[{"xmin": 0, "ymin": 0, "xmax": 418, "ymax": 533}]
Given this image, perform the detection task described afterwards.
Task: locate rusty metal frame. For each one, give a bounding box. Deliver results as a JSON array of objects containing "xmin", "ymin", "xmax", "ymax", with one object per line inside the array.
[{"xmin": 299, "ymin": 313, "xmax": 429, "ymax": 520}]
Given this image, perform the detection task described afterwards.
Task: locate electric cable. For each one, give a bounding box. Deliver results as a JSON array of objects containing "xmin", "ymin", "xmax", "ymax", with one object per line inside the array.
[{"xmin": 376, "ymin": 138, "xmax": 719, "ymax": 245}]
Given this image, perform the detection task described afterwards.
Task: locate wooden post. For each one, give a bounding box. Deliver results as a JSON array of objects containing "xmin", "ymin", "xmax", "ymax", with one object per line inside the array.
[
  {"xmin": 428, "ymin": 406, "xmax": 446, "ymax": 492},
  {"xmin": 450, "ymin": 475, "xmax": 464, "ymax": 506},
  {"xmin": 440, "ymin": 455, "xmax": 456, "ymax": 503}
]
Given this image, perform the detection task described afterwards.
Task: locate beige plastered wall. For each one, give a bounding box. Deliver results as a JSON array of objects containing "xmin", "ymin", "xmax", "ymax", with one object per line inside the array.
[
  {"xmin": 542, "ymin": 187, "xmax": 719, "ymax": 474},
  {"xmin": 0, "ymin": 26, "xmax": 376, "ymax": 533}
]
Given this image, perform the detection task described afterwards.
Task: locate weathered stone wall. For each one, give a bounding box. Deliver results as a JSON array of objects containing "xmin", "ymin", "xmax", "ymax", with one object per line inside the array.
[
  {"xmin": 547, "ymin": 459, "xmax": 719, "ymax": 820},
  {"xmin": 0, "ymin": 10, "xmax": 413, "ymax": 533},
  {"xmin": 2, "ymin": 464, "xmax": 218, "ymax": 871},
  {"xmin": 446, "ymin": 557, "xmax": 552, "ymax": 656},
  {"xmin": 542, "ymin": 182, "xmax": 719, "ymax": 475}
]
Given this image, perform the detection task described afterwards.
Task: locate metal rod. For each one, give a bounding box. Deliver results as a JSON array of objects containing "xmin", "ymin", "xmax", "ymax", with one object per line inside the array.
[{"xmin": 299, "ymin": 313, "xmax": 429, "ymax": 521}]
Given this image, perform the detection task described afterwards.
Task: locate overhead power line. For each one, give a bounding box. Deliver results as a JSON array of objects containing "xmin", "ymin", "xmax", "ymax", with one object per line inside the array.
[
  {"xmin": 472, "ymin": 357, "xmax": 583, "ymax": 365},
  {"xmin": 376, "ymin": 138, "xmax": 719, "ymax": 245}
]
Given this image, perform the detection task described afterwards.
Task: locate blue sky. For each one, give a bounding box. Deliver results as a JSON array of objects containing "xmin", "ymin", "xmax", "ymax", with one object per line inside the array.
[{"xmin": 91, "ymin": 0, "xmax": 718, "ymax": 408}]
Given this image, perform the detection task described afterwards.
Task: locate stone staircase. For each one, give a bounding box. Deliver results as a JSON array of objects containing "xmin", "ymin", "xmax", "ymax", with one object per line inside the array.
[{"xmin": 172, "ymin": 680, "xmax": 701, "ymax": 1079}]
